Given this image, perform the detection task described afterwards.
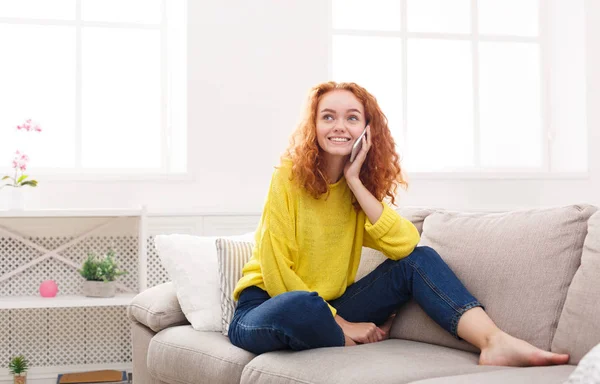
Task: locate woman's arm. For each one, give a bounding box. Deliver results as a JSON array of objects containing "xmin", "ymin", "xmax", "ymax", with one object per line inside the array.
[
  {"xmin": 343, "ymin": 126, "xmax": 419, "ymax": 259},
  {"xmin": 346, "ymin": 178, "xmax": 383, "ymax": 224}
]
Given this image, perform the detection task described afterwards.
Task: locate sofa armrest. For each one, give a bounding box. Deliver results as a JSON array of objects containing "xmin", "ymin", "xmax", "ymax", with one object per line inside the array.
[{"xmin": 127, "ymin": 282, "xmax": 189, "ymax": 332}]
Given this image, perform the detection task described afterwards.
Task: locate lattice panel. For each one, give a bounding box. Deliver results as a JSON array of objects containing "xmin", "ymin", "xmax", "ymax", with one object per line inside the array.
[
  {"xmin": 85, "ymin": 307, "xmax": 131, "ymax": 364},
  {"xmin": 48, "ymin": 308, "xmax": 86, "ymax": 366},
  {"xmin": 147, "ymin": 236, "xmax": 170, "ymax": 288},
  {"xmin": 0, "ymin": 236, "xmax": 138, "ymax": 296},
  {"xmin": 12, "ymin": 309, "xmax": 50, "ymax": 366},
  {"xmin": 0, "ymin": 311, "xmax": 9, "ymax": 369},
  {"xmin": 0, "ymin": 307, "xmax": 131, "ymax": 369}
]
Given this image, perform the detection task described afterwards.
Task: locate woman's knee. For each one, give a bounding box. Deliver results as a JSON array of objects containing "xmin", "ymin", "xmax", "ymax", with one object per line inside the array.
[
  {"xmin": 273, "ymin": 291, "xmax": 329, "ymax": 326},
  {"xmin": 404, "ymin": 245, "xmax": 442, "ymax": 265},
  {"xmin": 275, "ymin": 291, "xmax": 328, "ymax": 316}
]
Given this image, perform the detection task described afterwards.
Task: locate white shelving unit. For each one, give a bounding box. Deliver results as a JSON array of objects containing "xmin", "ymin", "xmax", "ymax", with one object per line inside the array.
[
  {"xmin": 0, "ymin": 208, "xmax": 147, "ymax": 218},
  {"xmin": 0, "ymin": 207, "xmax": 148, "ymax": 384},
  {"xmin": 0, "ymin": 293, "xmax": 137, "ymax": 310},
  {"xmin": 0, "ymin": 207, "xmax": 148, "ymax": 303}
]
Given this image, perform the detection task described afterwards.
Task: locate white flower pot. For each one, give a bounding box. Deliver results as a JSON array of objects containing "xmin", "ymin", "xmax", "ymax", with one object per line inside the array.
[
  {"xmin": 10, "ymin": 187, "xmax": 25, "ymax": 210},
  {"xmin": 83, "ymin": 281, "xmax": 116, "ymax": 298}
]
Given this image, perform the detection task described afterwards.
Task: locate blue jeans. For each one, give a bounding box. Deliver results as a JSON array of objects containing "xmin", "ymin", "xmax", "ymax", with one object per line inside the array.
[{"xmin": 228, "ymin": 246, "xmax": 483, "ymax": 354}]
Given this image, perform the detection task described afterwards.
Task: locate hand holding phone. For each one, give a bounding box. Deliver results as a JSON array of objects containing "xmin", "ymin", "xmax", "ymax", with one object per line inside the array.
[{"xmin": 349, "ymin": 126, "xmax": 368, "ymax": 163}]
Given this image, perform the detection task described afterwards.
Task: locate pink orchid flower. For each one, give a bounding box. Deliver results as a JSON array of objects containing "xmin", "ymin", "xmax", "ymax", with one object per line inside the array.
[
  {"xmin": 12, "ymin": 151, "xmax": 29, "ymax": 171},
  {"xmin": 16, "ymin": 119, "xmax": 42, "ymax": 132}
]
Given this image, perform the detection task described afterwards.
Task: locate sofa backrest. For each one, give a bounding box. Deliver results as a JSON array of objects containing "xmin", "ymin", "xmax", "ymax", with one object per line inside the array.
[
  {"xmin": 551, "ymin": 210, "xmax": 600, "ymax": 364},
  {"xmin": 377, "ymin": 205, "xmax": 597, "ymax": 354}
]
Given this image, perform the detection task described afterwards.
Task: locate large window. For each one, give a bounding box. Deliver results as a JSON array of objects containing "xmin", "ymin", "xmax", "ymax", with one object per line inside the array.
[
  {"xmin": 331, "ymin": 0, "xmax": 587, "ymax": 174},
  {"xmin": 0, "ymin": 0, "xmax": 187, "ymax": 176}
]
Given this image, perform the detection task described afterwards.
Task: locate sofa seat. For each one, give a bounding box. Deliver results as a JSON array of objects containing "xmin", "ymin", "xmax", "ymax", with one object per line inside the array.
[
  {"xmin": 240, "ymin": 339, "xmax": 509, "ymax": 384},
  {"xmin": 148, "ymin": 326, "xmax": 256, "ymax": 384},
  {"xmin": 411, "ymin": 365, "xmax": 576, "ymax": 384}
]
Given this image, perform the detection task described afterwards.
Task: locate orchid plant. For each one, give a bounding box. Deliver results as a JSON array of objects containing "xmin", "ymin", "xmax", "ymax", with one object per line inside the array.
[{"xmin": 1, "ymin": 119, "xmax": 41, "ymax": 189}]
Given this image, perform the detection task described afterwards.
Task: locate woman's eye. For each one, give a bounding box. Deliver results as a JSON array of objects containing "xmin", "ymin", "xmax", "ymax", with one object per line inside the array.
[
  {"xmin": 323, "ymin": 115, "xmax": 334, "ymax": 121},
  {"xmin": 348, "ymin": 116, "xmax": 359, "ymax": 121}
]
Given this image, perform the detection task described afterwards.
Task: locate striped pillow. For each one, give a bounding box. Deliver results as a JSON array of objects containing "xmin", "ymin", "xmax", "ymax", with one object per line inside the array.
[{"xmin": 215, "ymin": 238, "xmax": 255, "ymax": 336}]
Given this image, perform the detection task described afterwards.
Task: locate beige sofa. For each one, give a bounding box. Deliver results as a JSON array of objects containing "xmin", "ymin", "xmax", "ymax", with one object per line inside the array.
[{"xmin": 128, "ymin": 205, "xmax": 600, "ymax": 384}]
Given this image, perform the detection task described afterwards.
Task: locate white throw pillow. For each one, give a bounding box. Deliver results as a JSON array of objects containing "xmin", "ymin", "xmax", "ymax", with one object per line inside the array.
[{"xmin": 154, "ymin": 232, "xmax": 254, "ymax": 332}]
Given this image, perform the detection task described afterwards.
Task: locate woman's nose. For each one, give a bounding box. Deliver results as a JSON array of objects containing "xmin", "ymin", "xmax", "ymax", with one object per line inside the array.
[{"xmin": 333, "ymin": 120, "xmax": 347, "ymax": 131}]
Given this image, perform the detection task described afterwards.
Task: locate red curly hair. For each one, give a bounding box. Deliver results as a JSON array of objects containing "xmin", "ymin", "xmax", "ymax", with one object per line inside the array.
[{"xmin": 282, "ymin": 81, "xmax": 407, "ymax": 209}]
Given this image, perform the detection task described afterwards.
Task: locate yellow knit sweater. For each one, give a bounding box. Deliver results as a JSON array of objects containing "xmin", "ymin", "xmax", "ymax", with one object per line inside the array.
[{"xmin": 232, "ymin": 160, "xmax": 420, "ymax": 316}]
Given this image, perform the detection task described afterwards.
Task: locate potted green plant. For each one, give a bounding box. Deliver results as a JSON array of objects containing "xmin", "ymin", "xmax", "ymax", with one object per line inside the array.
[
  {"xmin": 79, "ymin": 249, "xmax": 127, "ymax": 297},
  {"xmin": 8, "ymin": 355, "xmax": 28, "ymax": 384}
]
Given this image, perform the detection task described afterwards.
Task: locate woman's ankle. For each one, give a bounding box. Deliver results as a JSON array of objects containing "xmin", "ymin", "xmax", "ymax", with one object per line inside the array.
[
  {"xmin": 456, "ymin": 307, "xmax": 502, "ymax": 350},
  {"xmin": 481, "ymin": 328, "xmax": 505, "ymax": 350}
]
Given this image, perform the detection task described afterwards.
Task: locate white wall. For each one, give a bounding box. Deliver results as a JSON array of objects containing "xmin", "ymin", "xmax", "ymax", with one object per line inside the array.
[{"xmin": 17, "ymin": 0, "xmax": 600, "ymax": 213}]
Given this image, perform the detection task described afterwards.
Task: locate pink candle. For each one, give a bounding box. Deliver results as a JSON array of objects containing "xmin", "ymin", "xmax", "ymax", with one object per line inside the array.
[{"xmin": 39, "ymin": 280, "xmax": 58, "ymax": 297}]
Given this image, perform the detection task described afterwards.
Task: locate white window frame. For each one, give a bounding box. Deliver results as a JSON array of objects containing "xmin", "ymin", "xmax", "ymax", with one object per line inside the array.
[
  {"xmin": 328, "ymin": 0, "xmax": 589, "ymax": 180},
  {"xmin": 0, "ymin": 0, "xmax": 188, "ymax": 182}
]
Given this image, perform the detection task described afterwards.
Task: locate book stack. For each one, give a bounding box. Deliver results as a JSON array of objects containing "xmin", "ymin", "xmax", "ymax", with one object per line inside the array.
[{"xmin": 56, "ymin": 370, "xmax": 129, "ymax": 384}]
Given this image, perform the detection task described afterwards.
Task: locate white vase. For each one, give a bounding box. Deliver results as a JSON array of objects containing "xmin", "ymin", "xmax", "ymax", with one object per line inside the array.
[
  {"xmin": 83, "ymin": 281, "xmax": 116, "ymax": 297},
  {"xmin": 10, "ymin": 187, "xmax": 25, "ymax": 210}
]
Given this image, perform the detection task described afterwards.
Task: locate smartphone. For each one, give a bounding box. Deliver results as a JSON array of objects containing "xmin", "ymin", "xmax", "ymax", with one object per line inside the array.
[{"xmin": 349, "ymin": 123, "xmax": 369, "ymax": 163}]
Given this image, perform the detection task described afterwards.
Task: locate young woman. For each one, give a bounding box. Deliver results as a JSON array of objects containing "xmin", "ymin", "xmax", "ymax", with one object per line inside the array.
[{"xmin": 229, "ymin": 81, "xmax": 569, "ymax": 367}]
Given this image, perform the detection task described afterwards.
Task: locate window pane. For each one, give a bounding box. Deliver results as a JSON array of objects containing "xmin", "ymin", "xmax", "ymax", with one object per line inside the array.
[
  {"xmin": 479, "ymin": 0, "xmax": 538, "ymax": 37},
  {"xmin": 0, "ymin": 0, "xmax": 75, "ymax": 20},
  {"xmin": 332, "ymin": 36, "xmax": 403, "ymax": 148},
  {"xmin": 479, "ymin": 42, "xmax": 541, "ymax": 168},
  {"xmin": 407, "ymin": 0, "xmax": 471, "ymax": 34},
  {"xmin": 406, "ymin": 39, "xmax": 473, "ymax": 171},
  {"xmin": 82, "ymin": 27, "xmax": 161, "ymax": 169},
  {"xmin": 0, "ymin": 24, "xmax": 76, "ymax": 169},
  {"xmin": 332, "ymin": 0, "xmax": 401, "ymax": 31},
  {"xmin": 82, "ymin": 0, "xmax": 161, "ymax": 24}
]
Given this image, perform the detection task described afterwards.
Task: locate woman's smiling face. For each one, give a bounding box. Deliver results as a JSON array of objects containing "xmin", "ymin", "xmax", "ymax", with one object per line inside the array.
[{"xmin": 316, "ymin": 89, "xmax": 367, "ymax": 160}]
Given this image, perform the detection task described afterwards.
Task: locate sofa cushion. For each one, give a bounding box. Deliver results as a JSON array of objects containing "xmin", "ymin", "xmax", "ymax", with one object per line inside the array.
[
  {"xmin": 240, "ymin": 339, "xmax": 507, "ymax": 384},
  {"xmin": 154, "ymin": 232, "xmax": 254, "ymax": 332},
  {"xmin": 127, "ymin": 282, "xmax": 188, "ymax": 333},
  {"xmin": 552, "ymin": 211, "xmax": 600, "ymax": 363},
  {"xmin": 390, "ymin": 205, "xmax": 597, "ymax": 353},
  {"xmin": 148, "ymin": 326, "xmax": 255, "ymax": 384},
  {"xmin": 410, "ymin": 365, "xmax": 576, "ymax": 384}
]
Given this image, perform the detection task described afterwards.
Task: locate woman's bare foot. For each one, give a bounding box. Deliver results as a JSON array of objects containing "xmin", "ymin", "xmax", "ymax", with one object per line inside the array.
[{"xmin": 479, "ymin": 330, "xmax": 569, "ymax": 367}]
